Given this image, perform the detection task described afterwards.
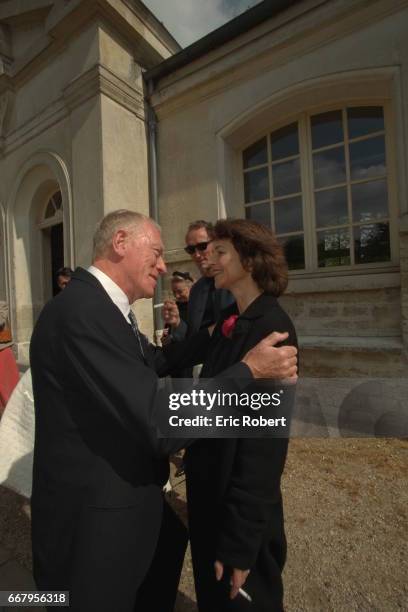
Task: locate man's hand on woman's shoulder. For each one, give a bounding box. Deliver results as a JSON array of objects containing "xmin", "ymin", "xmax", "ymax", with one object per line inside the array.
[{"xmin": 242, "ymin": 331, "xmax": 298, "ymax": 380}]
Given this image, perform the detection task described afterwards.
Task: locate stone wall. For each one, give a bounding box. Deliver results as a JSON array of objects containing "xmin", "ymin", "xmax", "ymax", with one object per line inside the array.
[
  {"xmin": 400, "ymin": 217, "xmax": 408, "ymax": 347},
  {"xmin": 0, "ymin": 1, "xmax": 178, "ymax": 357},
  {"xmin": 300, "ymin": 346, "xmax": 407, "ymax": 378},
  {"xmin": 280, "ymin": 288, "xmax": 401, "ymax": 338},
  {"xmin": 152, "ymin": 1, "xmax": 408, "ymax": 377}
]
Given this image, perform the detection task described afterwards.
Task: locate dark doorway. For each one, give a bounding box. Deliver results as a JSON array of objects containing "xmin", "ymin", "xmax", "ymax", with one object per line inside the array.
[{"xmin": 51, "ymin": 223, "xmax": 64, "ymax": 296}]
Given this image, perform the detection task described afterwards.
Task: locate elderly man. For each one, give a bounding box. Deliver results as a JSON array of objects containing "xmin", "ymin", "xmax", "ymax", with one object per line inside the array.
[{"xmin": 30, "ymin": 210, "xmax": 297, "ymax": 612}]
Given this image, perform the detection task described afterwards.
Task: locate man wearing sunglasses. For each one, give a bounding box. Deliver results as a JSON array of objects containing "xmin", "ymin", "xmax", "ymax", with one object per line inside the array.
[{"xmin": 165, "ymin": 220, "xmax": 234, "ymax": 340}]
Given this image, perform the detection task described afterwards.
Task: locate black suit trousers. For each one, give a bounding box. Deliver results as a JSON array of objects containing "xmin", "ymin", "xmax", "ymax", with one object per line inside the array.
[
  {"xmin": 134, "ymin": 500, "xmax": 188, "ymax": 612},
  {"xmin": 37, "ymin": 495, "xmax": 187, "ymax": 612}
]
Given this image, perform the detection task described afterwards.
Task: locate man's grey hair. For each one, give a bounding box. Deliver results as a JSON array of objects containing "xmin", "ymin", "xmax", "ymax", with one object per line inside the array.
[{"xmin": 93, "ymin": 209, "xmax": 159, "ymax": 259}]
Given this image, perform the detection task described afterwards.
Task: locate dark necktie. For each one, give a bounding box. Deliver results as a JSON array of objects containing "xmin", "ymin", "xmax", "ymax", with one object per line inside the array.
[{"xmin": 128, "ymin": 309, "xmax": 146, "ymax": 360}]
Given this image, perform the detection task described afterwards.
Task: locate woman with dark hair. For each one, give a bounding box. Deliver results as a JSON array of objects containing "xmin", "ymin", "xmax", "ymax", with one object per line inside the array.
[{"xmin": 185, "ymin": 219, "xmax": 297, "ymax": 612}]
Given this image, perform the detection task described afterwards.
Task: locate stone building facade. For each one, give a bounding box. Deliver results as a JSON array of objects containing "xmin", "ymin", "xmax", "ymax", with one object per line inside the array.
[
  {"xmin": 1, "ymin": 0, "xmax": 408, "ymax": 377},
  {"xmin": 0, "ymin": 0, "xmax": 180, "ymax": 362}
]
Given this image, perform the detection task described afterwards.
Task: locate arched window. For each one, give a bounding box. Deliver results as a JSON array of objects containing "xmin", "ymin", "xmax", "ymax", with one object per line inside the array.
[
  {"xmin": 39, "ymin": 190, "xmax": 63, "ymax": 228},
  {"xmin": 242, "ymin": 106, "xmax": 392, "ymax": 271}
]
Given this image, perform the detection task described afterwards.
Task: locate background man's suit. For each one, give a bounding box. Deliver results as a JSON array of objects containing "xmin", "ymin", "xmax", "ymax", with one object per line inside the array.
[
  {"xmin": 30, "ymin": 268, "xmax": 250, "ymax": 611},
  {"xmin": 171, "ymin": 276, "xmax": 234, "ymax": 340}
]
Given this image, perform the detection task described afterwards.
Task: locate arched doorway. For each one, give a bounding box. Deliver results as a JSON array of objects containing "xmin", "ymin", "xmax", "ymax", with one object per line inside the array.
[
  {"xmin": 37, "ymin": 190, "xmax": 64, "ymax": 298},
  {"xmin": 6, "ymin": 151, "xmax": 73, "ymax": 364}
]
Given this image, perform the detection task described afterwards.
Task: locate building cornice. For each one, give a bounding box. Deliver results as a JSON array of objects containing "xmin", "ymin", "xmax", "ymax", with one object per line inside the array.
[
  {"xmin": 0, "ymin": 1, "xmax": 54, "ymax": 23},
  {"xmin": 0, "ymin": 0, "xmax": 179, "ymax": 91},
  {"xmin": 149, "ymin": 0, "xmax": 408, "ymax": 119},
  {"xmin": 63, "ymin": 63, "xmax": 145, "ymax": 120},
  {"xmin": 1, "ymin": 62, "xmax": 145, "ymax": 158},
  {"xmin": 145, "ymin": 0, "xmax": 304, "ymax": 84}
]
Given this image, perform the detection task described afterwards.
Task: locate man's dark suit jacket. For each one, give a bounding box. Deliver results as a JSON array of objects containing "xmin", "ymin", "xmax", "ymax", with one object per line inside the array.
[
  {"xmin": 29, "ymin": 268, "xmax": 250, "ymax": 611},
  {"xmin": 171, "ymin": 276, "xmax": 234, "ymax": 341}
]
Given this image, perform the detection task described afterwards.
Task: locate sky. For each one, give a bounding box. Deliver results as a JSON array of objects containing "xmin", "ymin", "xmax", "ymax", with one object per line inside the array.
[{"xmin": 143, "ymin": 0, "xmax": 263, "ymax": 48}]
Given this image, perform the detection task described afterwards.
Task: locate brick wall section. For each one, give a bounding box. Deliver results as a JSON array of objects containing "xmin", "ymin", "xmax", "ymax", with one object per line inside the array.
[
  {"xmin": 165, "ymin": 264, "xmax": 406, "ymax": 377},
  {"xmin": 279, "ymin": 288, "xmax": 401, "ymax": 337},
  {"xmin": 299, "ymin": 347, "xmax": 408, "ymax": 377}
]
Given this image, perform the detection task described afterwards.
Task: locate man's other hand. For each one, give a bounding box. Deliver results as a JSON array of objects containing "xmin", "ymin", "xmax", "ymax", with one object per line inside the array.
[
  {"xmin": 163, "ymin": 300, "xmax": 180, "ymax": 328},
  {"xmin": 242, "ymin": 331, "xmax": 297, "ymax": 380}
]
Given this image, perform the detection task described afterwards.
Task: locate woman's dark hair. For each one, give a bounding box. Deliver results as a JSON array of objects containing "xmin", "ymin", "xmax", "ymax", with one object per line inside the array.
[{"xmin": 213, "ymin": 219, "xmax": 288, "ymax": 297}]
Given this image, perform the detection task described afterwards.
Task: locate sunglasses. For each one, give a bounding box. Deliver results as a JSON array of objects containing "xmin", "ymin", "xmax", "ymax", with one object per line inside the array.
[{"xmin": 184, "ymin": 241, "xmax": 210, "ymax": 255}]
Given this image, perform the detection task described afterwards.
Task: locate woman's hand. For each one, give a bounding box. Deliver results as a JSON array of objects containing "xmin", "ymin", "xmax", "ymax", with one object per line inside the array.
[{"xmin": 214, "ymin": 560, "xmax": 250, "ymax": 599}]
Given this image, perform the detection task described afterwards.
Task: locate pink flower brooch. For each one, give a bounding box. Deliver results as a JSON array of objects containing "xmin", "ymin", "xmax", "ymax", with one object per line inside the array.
[{"xmin": 221, "ymin": 314, "xmax": 239, "ymax": 338}]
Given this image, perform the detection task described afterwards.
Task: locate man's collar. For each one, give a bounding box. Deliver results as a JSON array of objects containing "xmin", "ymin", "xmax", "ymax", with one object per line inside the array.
[{"xmin": 87, "ymin": 265, "xmax": 130, "ymax": 320}]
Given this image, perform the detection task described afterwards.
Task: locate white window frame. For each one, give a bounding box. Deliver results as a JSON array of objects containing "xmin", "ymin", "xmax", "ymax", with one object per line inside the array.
[
  {"xmin": 215, "ymin": 68, "xmax": 404, "ymax": 292},
  {"xmin": 37, "ymin": 190, "xmax": 63, "ymax": 230},
  {"xmin": 241, "ymin": 102, "xmax": 398, "ymax": 276}
]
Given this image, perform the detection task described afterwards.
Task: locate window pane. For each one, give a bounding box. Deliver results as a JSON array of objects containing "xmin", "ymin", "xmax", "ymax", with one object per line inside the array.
[
  {"xmin": 274, "ymin": 196, "xmax": 303, "ymax": 234},
  {"xmin": 311, "ymin": 110, "xmax": 343, "ymax": 149},
  {"xmin": 272, "ymin": 158, "xmax": 301, "ymax": 197},
  {"xmin": 243, "ymin": 137, "xmax": 268, "ymax": 169},
  {"xmin": 354, "ymin": 223, "xmax": 390, "ymax": 264},
  {"xmin": 270, "ymin": 123, "xmax": 299, "ymax": 160},
  {"xmin": 351, "ymin": 179, "xmax": 388, "ymax": 223},
  {"xmin": 347, "ymin": 107, "xmax": 384, "ymax": 139},
  {"xmin": 313, "ymin": 146, "xmax": 346, "ymax": 188},
  {"xmin": 52, "ymin": 191, "xmax": 62, "ymax": 210},
  {"xmin": 280, "ymin": 235, "xmax": 305, "ymax": 270},
  {"xmin": 315, "ymin": 187, "xmax": 348, "ymax": 228},
  {"xmin": 244, "ymin": 167, "xmax": 269, "ymax": 203},
  {"xmin": 245, "ymin": 202, "xmax": 271, "ymax": 227},
  {"xmin": 318, "ymin": 228, "xmax": 351, "ymax": 267},
  {"xmin": 45, "ymin": 200, "xmax": 55, "ymax": 219},
  {"xmin": 349, "ymin": 135, "xmax": 386, "ymax": 181}
]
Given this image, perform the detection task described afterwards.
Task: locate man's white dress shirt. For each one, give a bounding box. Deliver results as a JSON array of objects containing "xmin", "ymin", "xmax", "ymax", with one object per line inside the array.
[{"xmin": 88, "ymin": 265, "xmax": 131, "ymax": 322}]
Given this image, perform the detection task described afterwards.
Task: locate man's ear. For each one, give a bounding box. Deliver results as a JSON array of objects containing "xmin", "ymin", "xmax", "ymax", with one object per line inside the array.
[{"xmin": 112, "ymin": 229, "xmax": 128, "ymax": 256}]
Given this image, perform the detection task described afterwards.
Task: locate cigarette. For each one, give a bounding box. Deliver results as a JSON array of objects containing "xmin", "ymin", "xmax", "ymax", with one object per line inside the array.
[
  {"xmin": 238, "ymin": 588, "xmax": 252, "ymax": 602},
  {"xmin": 154, "ymin": 303, "xmax": 164, "ymax": 309}
]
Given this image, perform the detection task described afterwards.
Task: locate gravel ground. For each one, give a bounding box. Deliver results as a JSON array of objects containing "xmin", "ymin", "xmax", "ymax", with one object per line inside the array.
[{"xmin": 1, "ymin": 438, "xmax": 407, "ymax": 611}]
